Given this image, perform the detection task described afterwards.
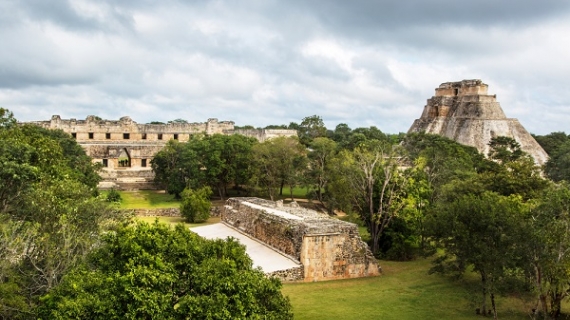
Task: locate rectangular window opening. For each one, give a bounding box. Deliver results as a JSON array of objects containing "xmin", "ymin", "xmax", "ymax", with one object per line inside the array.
[
  {"xmin": 123, "ymin": 133, "xmax": 130, "ymax": 139},
  {"xmin": 106, "ymin": 133, "xmax": 111, "ymax": 139},
  {"xmin": 88, "ymin": 132, "xmax": 94, "ymax": 139},
  {"xmin": 142, "ymin": 133, "xmax": 147, "ymax": 140},
  {"xmin": 141, "ymin": 159, "xmax": 147, "ymax": 167},
  {"xmin": 102, "ymin": 159, "xmax": 108, "ymax": 167},
  {"xmin": 173, "ymin": 133, "xmax": 178, "ymax": 140},
  {"xmin": 71, "ymin": 133, "xmax": 77, "ymax": 139},
  {"xmin": 158, "ymin": 133, "xmax": 163, "ymax": 140}
]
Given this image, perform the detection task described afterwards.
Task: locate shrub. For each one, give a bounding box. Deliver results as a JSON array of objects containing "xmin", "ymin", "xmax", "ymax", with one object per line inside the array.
[
  {"xmin": 180, "ymin": 186, "xmax": 212, "ymax": 223},
  {"xmin": 106, "ymin": 188, "xmax": 122, "ymax": 202}
]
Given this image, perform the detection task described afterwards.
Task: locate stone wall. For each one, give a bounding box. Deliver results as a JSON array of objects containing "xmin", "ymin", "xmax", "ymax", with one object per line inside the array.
[
  {"xmin": 222, "ymin": 197, "xmax": 380, "ymax": 282},
  {"xmin": 133, "ymin": 208, "xmax": 181, "ymax": 217}
]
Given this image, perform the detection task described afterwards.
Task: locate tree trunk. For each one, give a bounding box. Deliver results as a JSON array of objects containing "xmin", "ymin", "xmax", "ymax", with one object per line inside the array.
[
  {"xmin": 535, "ymin": 265, "xmax": 549, "ymax": 319},
  {"xmin": 550, "ymin": 291, "xmax": 562, "ymax": 319},
  {"xmin": 481, "ymin": 272, "xmax": 488, "ymax": 315},
  {"xmin": 491, "ymin": 292, "xmax": 497, "ymax": 320}
]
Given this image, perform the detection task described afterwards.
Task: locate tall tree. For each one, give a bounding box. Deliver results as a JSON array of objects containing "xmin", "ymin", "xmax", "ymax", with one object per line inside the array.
[
  {"xmin": 544, "ymin": 140, "xmax": 570, "ymax": 182},
  {"xmin": 428, "ymin": 189, "xmax": 525, "ymax": 319},
  {"xmin": 522, "ymin": 182, "xmax": 570, "ymax": 318},
  {"xmin": 152, "ymin": 134, "xmax": 257, "ymax": 199},
  {"xmin": 307, "ymin": 137, "xmax": 337, "ymax": 205},
  {"xmin": 251, "ymin": 137, "xmax": 306, "ymax": 200},
  {"xmin": 0, "ymin": 109, "xmax": 122, "ymax": 318},
  {"xmin": 327, "ymin": 140, "xmax": 411, "ymax": 255},
  {"xmin": 298, "ymin": 115, "xmax": 327, "ymax": 146}
]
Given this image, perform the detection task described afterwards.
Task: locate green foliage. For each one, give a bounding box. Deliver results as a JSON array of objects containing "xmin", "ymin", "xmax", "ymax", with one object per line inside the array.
[
  {"xmin": 544, "ymin": 139, "xmax": 570, "ymax": 182},
  {"xmin": 168, "ymin": 118, "xmax": 188, "ymax": 124},
  {"xmin": 298, "ymin": 115, "xmax": 327, "ymax": 146},
  {"xmin": 307, "ymin": 137, "xmax": 337, "ymax": 206},
  {"xmin": 250, "ymin": 136, "xmax": 307, "ymax": 200},
  {"xmin": 427, "ymin": 190, "xmax": 526, "ymax": 316},
  {"xmin": 521, "ymin": 182, "xmax": 570, "ymax": 318},
  {"xmin": 38, "ymin": 222, "xmax": 293, "ymax": 319},
  {"xmin": 105, "ymin": 188, "xmax": 122, "ymax": 203},
  {"xmin": 533, "ymin": 131, "xmax": 569, "ymax": 156},
  {"xmin": 0, "ymin": 109, "xmax": 123, "ymax": 318},
  {"xmin": 152, "ymin": 134, "xmax": 257, "ymax": 198},
  {"xmin": 180, "ymin": 186, "xmax": 212, "ymax": 223},
  {"xmin": 327, "ymin": 140, "xmax": 413, "ymax": 255}
]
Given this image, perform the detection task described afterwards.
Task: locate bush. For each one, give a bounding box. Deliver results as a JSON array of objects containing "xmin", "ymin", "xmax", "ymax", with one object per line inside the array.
[
  {"xmin": 180, "ymin": 186, "xmax": 212, "ymax": 223},
  {"xmin": 38, "ymin": 222, "xmax": 293, "ymax": 319},
  {"xmin": 106, "ymin": 188, "xmax": 122, "ymax": 203}
]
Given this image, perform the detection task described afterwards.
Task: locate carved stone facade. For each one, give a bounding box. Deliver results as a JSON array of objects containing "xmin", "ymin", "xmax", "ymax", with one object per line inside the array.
[
  {"xmin": 408, "ymin": 79, "xmax": 548, "ymax": 165},
  {"xmin": 28, "ymin": 115, "xmax": 297, "ymax": 189},
  {"xmin": 222, "ymin": 197, "xmax": 380, "ymax": 282}
]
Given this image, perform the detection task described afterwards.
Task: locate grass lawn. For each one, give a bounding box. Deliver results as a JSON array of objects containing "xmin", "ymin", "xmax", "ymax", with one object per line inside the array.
[
  {"xmin": 282, "ymin": 258, "xmax": 536, "ymax": 320},
  {"xmin": 102, "ymin": 190, "xmax": 181, "ymax": 209}
]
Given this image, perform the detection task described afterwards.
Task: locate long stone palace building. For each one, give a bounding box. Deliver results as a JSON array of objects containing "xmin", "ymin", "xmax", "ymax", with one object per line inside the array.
[
  {"xmin": 29, "ymin": 115, "xmax": 297, "ymax": 189},
  {"xmin": 408, "ymin": 79, "xmax": 548, "ymax": 165}
]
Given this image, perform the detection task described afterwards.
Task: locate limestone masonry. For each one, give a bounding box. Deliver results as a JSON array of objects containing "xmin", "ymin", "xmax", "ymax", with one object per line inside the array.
[
  {"xmin": 28, "ymin": 115, "xmax": 297, "ymax": 190},
  {"xmin": 222, "ymin": 197, "xmax": 380, "ymax": 282},
  {"xmin": 408, "ymin": 79, "xmax": 548, "ymax": 165}
]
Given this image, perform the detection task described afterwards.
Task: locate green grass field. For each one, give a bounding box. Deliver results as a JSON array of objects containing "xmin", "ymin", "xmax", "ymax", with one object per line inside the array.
[
  {"xmin": 282, "ymin": 258, "xmax": 539, "ymax": 320},
  {"xmin": 102, "ymin": 190, "xmax": 181, "ymax": 209}
]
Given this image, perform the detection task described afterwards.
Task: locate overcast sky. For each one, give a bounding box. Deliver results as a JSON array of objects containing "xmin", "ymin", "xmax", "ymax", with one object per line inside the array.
[{"xmin": 2, "ymin": 0, "xmax": 569, "ymax": 134}]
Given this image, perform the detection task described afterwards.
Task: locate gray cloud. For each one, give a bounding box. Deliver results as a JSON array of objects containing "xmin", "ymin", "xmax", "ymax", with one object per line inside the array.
[{"xmin": 1, "ymin": 0, "xmax": 569, "ymax": 134}]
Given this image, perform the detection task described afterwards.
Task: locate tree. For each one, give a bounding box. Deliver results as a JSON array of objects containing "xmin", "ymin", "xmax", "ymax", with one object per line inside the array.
[
  {"xmin": 168, "ymin": 118, "xmax": 188, "ymax": 124},
  {"xmin": 428, "ymin": 190, "xmax": 525, "ymax": 319},
  {"xmin": 152, "ymin": 134, "xmax": 257, "ymax": 199},
  {"xmin": 482, "ymin": 136, "xmax": 547, "ymax": 200},
  {"xmin": 180, "ymin": 186, "xmax": 212, "ymax": 223},
  {"xmin": 327, "ymin": 140, "xmax": 411, "ymax": 255},
  {"xmin": 0, "ymin": 109, "xmax": 122, "ymax": 318},
  {"xmin": 533, "ymin": 132, "xmax": 569, "ymax": 156},
  {"xmin": 402, "ymin": 132, "xmax": 483, "ymax": 202},
  {"xmin": 521, "ymin": 182, "xmax": 570, "ymax": 318},
  {"xmin": 544, "ymin": 140, "xmax": 570, "ymax": 182},
  {"xmin": 307, "ymin": 137, "xmax": 337, "ymax": 205},
  {"xmin": 250, "ymin": 137, "xmax": 306, "ymax": 200},
  {"xmin": 38, "ymin": 222, "xmax": 293, "ymax": 319},
  {"xmin": 151, "ymin": 140, "xmax": 195, "ymax": 197},
  {"xmin": 298, "ymin": 115, "xmax": 327, "ymax": 146},
  {"xmin": 330, "ymin": 123, "xmax": 352, "ymax": 148}
]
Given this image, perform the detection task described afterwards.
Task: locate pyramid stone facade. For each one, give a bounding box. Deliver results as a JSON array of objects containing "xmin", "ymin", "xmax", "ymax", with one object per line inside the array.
[{"xmin": 408, "ymin": 79, "xmax": 548, "ymax": 165}]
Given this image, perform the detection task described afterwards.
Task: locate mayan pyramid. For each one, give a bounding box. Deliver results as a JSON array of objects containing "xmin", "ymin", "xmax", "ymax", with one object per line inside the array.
[{"xmin": 408, "ymin": 79, "xmax": 548, "ymax": 165}]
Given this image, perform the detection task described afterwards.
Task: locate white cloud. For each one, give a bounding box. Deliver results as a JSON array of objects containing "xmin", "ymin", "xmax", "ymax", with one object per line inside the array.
[{"xmin": 1, "ymin": 0, "xmax": 569, "ymax": 134}]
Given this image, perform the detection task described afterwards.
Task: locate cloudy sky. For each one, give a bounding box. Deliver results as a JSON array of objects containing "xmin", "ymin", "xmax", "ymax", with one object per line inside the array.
[{"xmin": 1, "ymin": 0, "xmax": 569, "ymax": 134}]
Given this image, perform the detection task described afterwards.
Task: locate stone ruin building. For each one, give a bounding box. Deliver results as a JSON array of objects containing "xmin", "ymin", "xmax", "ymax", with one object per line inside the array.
[
  {"xmin": 28, "ymin": 115, "xmax": 297, "ymax": 190},
  {"xmin": 221, "ymin": 197, "xmax": 380, "ymax": 282},
  {"xmin": 408, "ymin": 79, "xmax": 548, "ymax": 165}
]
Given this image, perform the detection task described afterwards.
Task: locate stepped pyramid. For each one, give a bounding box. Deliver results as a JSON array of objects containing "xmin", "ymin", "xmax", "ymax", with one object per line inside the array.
[{"xmin": 408, "ymin": 79, "xmax": 548, "ymax": 165}]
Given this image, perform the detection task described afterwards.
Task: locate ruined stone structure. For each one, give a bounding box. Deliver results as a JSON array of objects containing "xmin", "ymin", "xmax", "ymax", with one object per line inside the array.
[
  {"xmin": 28, "ymin": 115, "xmax": 297, "ymax": 189},
  {"xmin": 222, "ymin": 197, "xmax": 380, "ymax": 282},
  {"xmin": 408, "ymin": 80, "xmax": 548, "ymax": 165}
]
